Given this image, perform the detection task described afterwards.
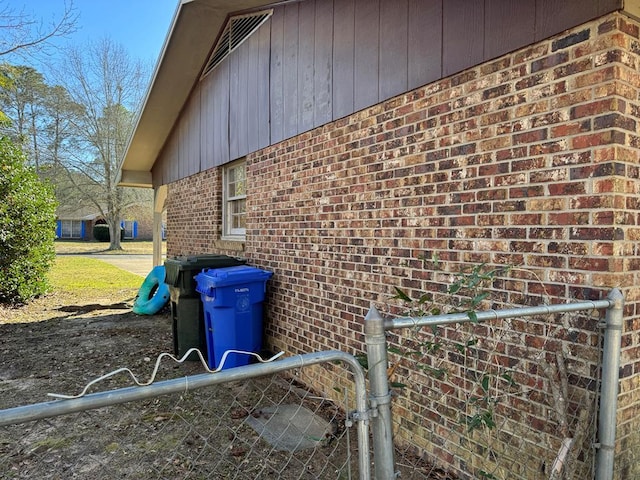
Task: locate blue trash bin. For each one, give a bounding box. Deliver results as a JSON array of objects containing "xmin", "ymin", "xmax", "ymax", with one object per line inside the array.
[{"xmin": 194, "ymin": 265, "xmax": 273, "ymax": 369}]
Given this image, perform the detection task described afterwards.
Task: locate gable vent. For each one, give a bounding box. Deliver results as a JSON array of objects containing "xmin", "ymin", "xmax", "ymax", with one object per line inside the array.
[{"xmin": 202, "ymin": 10, "xmax": 273, "ymax": 77}]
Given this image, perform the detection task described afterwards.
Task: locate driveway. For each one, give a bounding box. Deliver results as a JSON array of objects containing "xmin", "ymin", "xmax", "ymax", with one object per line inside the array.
[{"xmin": 82, "ymin": 254, "xmax": 156, "ymax": 278}]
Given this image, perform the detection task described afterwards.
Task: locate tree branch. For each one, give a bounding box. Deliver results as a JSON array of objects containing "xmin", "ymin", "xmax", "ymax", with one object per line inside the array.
[{"xmin": 0, "ymin": 0, "xmax": 78, "ymax": 57}]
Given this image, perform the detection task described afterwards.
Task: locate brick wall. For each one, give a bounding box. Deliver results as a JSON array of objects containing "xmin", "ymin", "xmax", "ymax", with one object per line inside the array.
[
  {"xmin": 122, "ymin": 202, "xmax": 154, "ymax": 241},
  {"xmin": 167, "ymin": 12, "xmax": 640, "ymax": 479},
  {"xmin": 166, "ymin": 169, "xmax": 245, "ymax": 257}
]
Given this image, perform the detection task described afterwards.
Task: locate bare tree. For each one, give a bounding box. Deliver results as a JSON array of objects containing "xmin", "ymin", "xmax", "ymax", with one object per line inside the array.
[
  {"xmin": 0, "ymin": 0, "xmax": 77, "ymax": 58},
  {"xmin": 57, "ymin": 37, "xmax": 149, "ymax": 250}
]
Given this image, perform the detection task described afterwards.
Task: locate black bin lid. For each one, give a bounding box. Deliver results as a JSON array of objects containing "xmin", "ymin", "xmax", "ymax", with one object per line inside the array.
[{"xmin": 164, "ymin": 255, "xmax": 246, "ymax": 287}]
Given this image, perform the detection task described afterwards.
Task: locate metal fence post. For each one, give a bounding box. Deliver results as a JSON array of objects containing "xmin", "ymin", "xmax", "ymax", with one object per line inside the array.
[
  {"xmin": 595, "ymin": 288, "xmax": 624, "ymax": 480},
  {"xmin": 365, "ymin": 304, "xmax": 397, "ymax": 479}
]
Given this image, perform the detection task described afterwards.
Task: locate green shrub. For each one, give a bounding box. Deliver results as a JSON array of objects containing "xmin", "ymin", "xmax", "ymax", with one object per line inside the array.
[
  {"xmin": 93, "ymin": 224, "xmax": 110, "ymax": 242},
  {"xmin": 92, "ymin": 224, "xmax": 125, "ymax": 242},
  {"xmin": 0, "ymin": 137, "xmax": 57, "ymax": 304}
]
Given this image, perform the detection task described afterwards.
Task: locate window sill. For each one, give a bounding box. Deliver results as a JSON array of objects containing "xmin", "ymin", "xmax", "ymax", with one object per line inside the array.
[
  {"xmin": 221, "ymin": 235, "xmax": 246, "ymax": 242},
  {"xmin": 216, "ymin": 238, "xmax": 246, "ymax": 252}
]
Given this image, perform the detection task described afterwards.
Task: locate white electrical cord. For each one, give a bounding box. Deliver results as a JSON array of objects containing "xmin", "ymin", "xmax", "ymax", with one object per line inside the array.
[{"xmin": 47, "ymin": 348, "xmax": 285, "ymax": 400}]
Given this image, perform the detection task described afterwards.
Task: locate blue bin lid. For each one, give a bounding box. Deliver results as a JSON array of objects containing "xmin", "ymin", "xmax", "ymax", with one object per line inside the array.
[{"xmin": 195, "ymin": 265, "xmax": 273, "ymax": 289}]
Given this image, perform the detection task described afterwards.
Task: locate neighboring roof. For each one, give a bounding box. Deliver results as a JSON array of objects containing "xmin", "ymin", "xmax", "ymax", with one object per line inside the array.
[
  {"xmin": 119, "ymin": 0, "xmax": 275, "ymax": 188},
  {"xmin": 56, "ymin": 205, "xmax": 103, "ymax": 221}
]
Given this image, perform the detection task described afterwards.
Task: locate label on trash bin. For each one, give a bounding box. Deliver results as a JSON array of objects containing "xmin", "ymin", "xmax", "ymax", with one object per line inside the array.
[{"xmin": 237, "ymin": 294, "xmax": 251, "ymax": 313}]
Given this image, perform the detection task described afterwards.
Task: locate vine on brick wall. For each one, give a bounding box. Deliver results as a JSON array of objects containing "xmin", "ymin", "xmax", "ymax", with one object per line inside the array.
[
  {"xmin": 389, "ymin": 255, "xmax": 514, "ymax": 435},
  {"xmin": 372, "ymin": 254, "xmax": 596, "ymax": 480}
]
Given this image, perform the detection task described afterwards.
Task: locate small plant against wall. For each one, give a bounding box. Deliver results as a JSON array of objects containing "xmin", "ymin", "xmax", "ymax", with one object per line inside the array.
[
  {"xmin": 388, "ymin": 256, "xmax": 514, "ymax": 434},
  {"xmin": 378, "ymin": 254, "xmax": 597, "ymax": 480}
]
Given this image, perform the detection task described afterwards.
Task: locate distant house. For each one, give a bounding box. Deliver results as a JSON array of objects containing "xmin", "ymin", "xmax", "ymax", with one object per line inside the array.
[
  {"xmin": 55, "ymin": 204, "xmax": 153, "ymax": 241},
  {"xmin": 119, "ymin": 0, "xmax": 640, "ymax": 477},
  {"xmin": 120, "ymin": 203, "xmax": 156, "ymax": 241},
  {"xmin": 55, "ymin": 206, "xmax": 100, "ymax": 241}
]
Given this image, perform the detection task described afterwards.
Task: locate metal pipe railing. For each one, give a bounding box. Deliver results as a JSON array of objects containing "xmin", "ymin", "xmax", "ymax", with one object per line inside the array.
[
  {"xmin": 365, "ymin": 305, "xmax": 397, "ymax": 480},
  {"xmin": 385, "ymin": 298, "xmax": 614, "ymax": 331},
  {"xmin": 595, "ymin": 288, "xmax": 624, "ymax": 480}
]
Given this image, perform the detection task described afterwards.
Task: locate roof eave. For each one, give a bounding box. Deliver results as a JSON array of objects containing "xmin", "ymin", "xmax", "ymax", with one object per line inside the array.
[{"xmin": 119, "ymin": 169, "xmax": 154, "ymax": 188}]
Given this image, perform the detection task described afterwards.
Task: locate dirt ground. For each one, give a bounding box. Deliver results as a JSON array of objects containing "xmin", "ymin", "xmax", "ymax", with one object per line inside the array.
[
  {"xmin": 0, "ymin": 302, "xmax": 178, "ymax": 409},
  {"xmin": 0, "ymin": 301, "xmax": 369, "ymax": 479},
  {"xmin": 0, "ymin": 309, "xmax": 451, "ymax": 480},
  {"xmin": 0, "ymin": 246, "xmax": 445, "ymax": 479}
]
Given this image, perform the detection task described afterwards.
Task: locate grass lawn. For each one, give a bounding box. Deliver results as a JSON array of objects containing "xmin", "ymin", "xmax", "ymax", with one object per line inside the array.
[
  {"xmin": 52, "ymin": 256, "xmax": 143, "ymax": 293},
  {"xmin": 0, "ymin": 256, "xmax": 144, "ymax": 324},
  {"xmin": 1, "ymin": 241, "xmax": 164, "ymax": 323},
  {"xmin": 54, "ymin": 240, "xmax": 162, "ymax": 255}
]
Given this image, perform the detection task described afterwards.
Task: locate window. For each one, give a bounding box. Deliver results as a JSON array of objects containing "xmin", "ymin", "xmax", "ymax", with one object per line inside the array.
[
  {"xmin": 60, "ymin": 220, "xmax": 82, "ymax": 239},
  {"xmin": 122, "ymin": 220, "xmax": 137, "ymax": 239},
  {"xmin": 223, "ymin": 160, "xmax": 247, "ymax": 240}
]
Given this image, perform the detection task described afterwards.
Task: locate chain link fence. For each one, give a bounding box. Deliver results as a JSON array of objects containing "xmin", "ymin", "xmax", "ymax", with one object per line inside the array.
[
  {"xmin": 386, "ymin": 317, "xmax": 598, "ymax": 479},
  {"xmin": 0, "ymin": 290, "xmax": 622, "ymax": 479},
  {"xmin": 0, "ymin": 352, "xmax": 368, "ymax": 479},
  {"xmin": 364, "ymin": 292, "xmax": 620, "ymax": 480}
]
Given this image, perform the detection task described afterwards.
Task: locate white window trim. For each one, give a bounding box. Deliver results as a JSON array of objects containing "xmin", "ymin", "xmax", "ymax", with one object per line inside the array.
[
  {"xmin": 123, "ymin": 220, "xmax": 135, "ymax": 239},
  {"xmin": 60, "ymin": 219, "xmax": 82, "ymax": 239},
  {"xmin": 222, "ymin": 159, "xmax": 247, "ymax": 241}
]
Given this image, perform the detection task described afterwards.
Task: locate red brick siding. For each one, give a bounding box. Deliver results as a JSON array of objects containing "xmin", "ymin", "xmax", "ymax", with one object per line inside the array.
[
  {"xmin": 166, "ymin": 169, "xmax": 244, "ymax": 257},
  {"xmin": 167, "ymin": 13, "xmax": 640, "ymax": 479},
  {"xmin": 122, "ymin": 203, "xmax": 154, "ymax": 241}
]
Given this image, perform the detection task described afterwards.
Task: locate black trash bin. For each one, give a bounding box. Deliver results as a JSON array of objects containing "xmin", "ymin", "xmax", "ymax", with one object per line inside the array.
[{"xmin": 164, "ymin": 254, "xmax": 246, "ymax": 360}]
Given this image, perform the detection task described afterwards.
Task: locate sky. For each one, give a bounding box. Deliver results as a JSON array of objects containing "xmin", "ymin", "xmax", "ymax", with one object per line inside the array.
[{"xmin": 5, "ymin": 0, "xmax": 177, "ymax": 66}]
